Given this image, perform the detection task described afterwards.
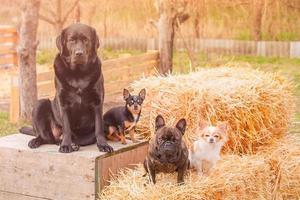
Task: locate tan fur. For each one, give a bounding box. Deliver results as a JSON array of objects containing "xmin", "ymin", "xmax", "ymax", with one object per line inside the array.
[{"xmin": 189, "ymin": 122, "xmax": 228, "ymax": 176}]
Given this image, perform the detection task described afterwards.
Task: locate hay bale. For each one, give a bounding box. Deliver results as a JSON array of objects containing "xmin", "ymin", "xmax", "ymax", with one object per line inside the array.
[
  {"xmin": 99, "ymin": 134, "xmax": 300, "ymax": 200},
  {"xmin": 131, "ymin": 67, "xmax": 295, "ymax": 154}
]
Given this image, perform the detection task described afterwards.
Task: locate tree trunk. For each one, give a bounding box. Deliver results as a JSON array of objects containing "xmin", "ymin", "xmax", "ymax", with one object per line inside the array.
[
  {"xmin": 18, "ymin": 0, "xmax": 40, "ymax": 121},
  {"xmin": 156, "ymin": 0, "xmax": 188, "ymax": 76},
  {"xmin": 158, "ymin": 14, "xmax": 175, "ymax": 75},
  {"xmin": 252, "ymin": 0, "xmax": 264, "ymax": 41},
  {"xmin": 74, "ymin": 1, "xmax": 80, "ymax": 23}
]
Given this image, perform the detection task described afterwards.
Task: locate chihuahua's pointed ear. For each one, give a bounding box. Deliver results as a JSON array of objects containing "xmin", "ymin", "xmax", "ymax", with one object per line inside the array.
[
  {"xmin": 217, "ymin": 121, "xmax": 228, "ymax": 134},
  {"xmin": 139, "ymin": 88, "xmax": 146, "ymax": 100},
  {"xmin": 176, "ymin": 118, "xmax": 186, "ymax": 135},
  {"xmin": 199, "ymin": 120, "xmax": 209, "ymax": 131},
  {"xmin": 123, "ymin": 89, "xmax": 130, "ymax": 100},
  {"xmin": 155, "ymin": 115, "xmax": 165, "ymax": 131}
]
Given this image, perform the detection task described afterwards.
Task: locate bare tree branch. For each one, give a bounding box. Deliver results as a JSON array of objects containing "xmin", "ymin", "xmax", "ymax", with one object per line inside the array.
[
  {"xmin": 62, "ymin": 0, "xmax": 80, "ymax": 25},
  {"xmin": 39, "ymin": 14, "xmax": 55, "ymax": 25}
]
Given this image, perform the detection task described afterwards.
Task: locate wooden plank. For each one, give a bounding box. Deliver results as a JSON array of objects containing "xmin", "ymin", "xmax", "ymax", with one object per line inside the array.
[
  {"xmin": 37, "ymin": 81, "xmax": 55, "ymax": 97},
  {"xmin": 0, "ymin": 191, "xmax": 46, "ymax": 200},
  {"xmin": 0, "ymin": 49, "xmax": 16, "ymax": 55},
  {"xmin": 290, "ymin": 42, "xmax": 300, "ymax": 58},
  {"xmin": 37, "ymin": 71, "xmax": 54, "ymax": 82},
  {"xmin": 0, "ymin": 35, "xmax": 18, "ymax": 43},
  {"xmin": 105, "ymin": 80, "xmax": 131, "ymax": 96},
  {"xmin": 102, "ymin": 51, "xmax": 158, "ymax": 70},
  {"xmin": 103, "ymin": 60, "xmax": 158, "ymax": 81},
  {"xmin": 9, "ymin": 75, "xmax": 19, "ymax": 123},
  {"xmin": 0, "ymin": 135, "xmax": 97, "ymax": 200},
  {"xmin": 0, "ymin": 27, "xmax": 17, "ymax": 34},
  {"xmin": 97, "ymin": 143, "xmax": 148, "ymax": 191},
  {"xmin": 0, "ymin": 134, "xmax": 148, "ymax": 200},
  {"xmin": 0, "ymin": 55, "xmax": 14, "ymax": 65}
]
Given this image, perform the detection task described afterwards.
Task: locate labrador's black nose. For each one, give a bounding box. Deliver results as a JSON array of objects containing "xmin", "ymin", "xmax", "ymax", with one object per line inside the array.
[{"xmin": 75, "ymin": 50, "xmax": 83, "ymax": 56}]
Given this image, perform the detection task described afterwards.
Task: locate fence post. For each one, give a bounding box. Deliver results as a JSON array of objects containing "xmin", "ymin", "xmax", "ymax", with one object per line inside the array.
[
  {"xmin": 256, "ymin": 41, "xmax": 266, "ymax": 56},
  {"xmin": 290, "ymin": 42, "xmax": 300, "ymax": 58},
  {"xmin": 147, "ymin": 38, "xmax": 156, "ymax": 51}
]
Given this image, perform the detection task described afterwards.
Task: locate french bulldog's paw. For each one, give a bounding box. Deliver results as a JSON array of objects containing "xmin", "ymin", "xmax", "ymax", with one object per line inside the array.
[
  {"xmin": 97, "ymin": 141, "xmax": 114, "ymax": 152},
  {"xmin": 59, "ymin": 143, "xmax": 79, "ymax": 153}
]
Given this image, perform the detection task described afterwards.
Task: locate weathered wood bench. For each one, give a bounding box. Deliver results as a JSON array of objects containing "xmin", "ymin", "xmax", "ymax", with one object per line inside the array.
[{"xmin": 0, "ymin": 134, "xmax": 148, "ymax": 200}]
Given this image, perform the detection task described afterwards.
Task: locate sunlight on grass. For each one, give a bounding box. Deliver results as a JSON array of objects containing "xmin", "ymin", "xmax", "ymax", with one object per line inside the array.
[{"xmin": 0, "ymin": 112, "xmax": 28, "ymax": 137}]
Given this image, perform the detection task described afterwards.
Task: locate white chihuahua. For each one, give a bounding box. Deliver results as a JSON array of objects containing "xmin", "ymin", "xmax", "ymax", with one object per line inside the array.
[{"xmin": 189, "ymin": 122, "xmax": 228, "ymax": 175}]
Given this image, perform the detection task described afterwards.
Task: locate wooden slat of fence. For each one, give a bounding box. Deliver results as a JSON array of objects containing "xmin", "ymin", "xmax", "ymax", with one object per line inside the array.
[
  {"xmin": 0, "ymin": 35, "xmax": 18, "ymax": 43},
  {"xmin": 0, "ymin": 49, "xmax": 16, "ymax": 55},
  {"xmin": 102, "ymin": 52, "xmax": 158, "ymax": 69},
  {"xmin": 37, "ymin": 81, "xmax": 55, "ymax": 97},
  {"xmin": 0, "ymin": 27, "xmax": 17, "ymax": 34},
  {"xmin": 0, "ymin": 56, "xmax": 14, "ymax": 65},
  {"xmin": 37, "ymin": 71, "xmax": 54, "ymax": 82}
]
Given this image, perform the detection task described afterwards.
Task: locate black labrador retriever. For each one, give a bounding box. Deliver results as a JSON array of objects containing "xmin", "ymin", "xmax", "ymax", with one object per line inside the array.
[{"xmin": 20, "ymin": 23, "xmax": 113, "ymax": 153}]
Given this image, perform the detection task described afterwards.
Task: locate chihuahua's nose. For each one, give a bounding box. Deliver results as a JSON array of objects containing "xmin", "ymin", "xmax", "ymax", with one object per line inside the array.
[
  {"xmin": 75, "ymin": 50, "xmax": 83, "ymax": 56},
  {"xmin": 134, "ymin": 105, "xmax": 138, "ymax": 110},
  {"xmin": 209, "ymin": 138, "xmax": 214, "ymax": 143}
]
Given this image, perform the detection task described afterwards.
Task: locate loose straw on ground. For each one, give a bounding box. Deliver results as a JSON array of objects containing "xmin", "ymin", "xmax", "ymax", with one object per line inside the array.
[{"xmin": 99, "ymin": 134, "xmax": 300, "ymax": 200}]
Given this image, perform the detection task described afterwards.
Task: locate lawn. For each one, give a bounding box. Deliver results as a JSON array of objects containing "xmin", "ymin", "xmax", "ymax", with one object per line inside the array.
[{"xmin": 0, "ymin": 49, "xmax": 299, "ymax": 136}]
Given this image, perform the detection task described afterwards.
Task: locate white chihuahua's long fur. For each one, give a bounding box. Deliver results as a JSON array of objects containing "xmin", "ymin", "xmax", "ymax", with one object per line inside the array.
[{"xmin": 189, "ymin": 123, "xmax": 228, "ymax": 175}]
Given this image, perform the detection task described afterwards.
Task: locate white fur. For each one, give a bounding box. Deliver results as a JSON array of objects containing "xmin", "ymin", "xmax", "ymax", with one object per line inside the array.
[{"xmin": 189, "ymin": 125, "xmax": 227, "ymax": 175}]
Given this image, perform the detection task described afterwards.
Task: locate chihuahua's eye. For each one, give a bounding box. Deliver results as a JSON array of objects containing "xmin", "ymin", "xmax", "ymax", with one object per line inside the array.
[
  {"xmin": 205, "ymin": 135, "xmax": 209, "ymax": 137},
  {"xmin": 214, "ymin": 135, "xmax": 219, "ymax": 138}
]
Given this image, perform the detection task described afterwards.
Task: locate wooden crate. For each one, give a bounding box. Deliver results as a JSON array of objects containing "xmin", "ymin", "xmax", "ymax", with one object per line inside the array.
[
  {"xmin": 9, "ymin": 51, "xmax": 159, "ymax": 123},
  {"xmin": 0, "ymin": 134, "xmax": 148, "ymax": 200}
]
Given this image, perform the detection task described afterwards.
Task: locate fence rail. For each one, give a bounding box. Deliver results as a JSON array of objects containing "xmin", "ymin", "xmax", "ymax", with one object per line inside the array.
[{"xmin": 37, "ymin": 36, "xmax": 300, "ymax": 58}]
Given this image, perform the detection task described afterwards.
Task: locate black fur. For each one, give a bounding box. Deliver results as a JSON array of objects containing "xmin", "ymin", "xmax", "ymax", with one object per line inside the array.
[
  {"xmin": 20, "ymin": 23, "xmax": 113, "ymax": 153},
  {"xmin": 103, "ymin": 89, "xmax": 146, "ymax": 140}
]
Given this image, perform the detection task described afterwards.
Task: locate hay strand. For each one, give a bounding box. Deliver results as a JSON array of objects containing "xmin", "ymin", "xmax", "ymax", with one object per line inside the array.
[{"xmin": 131, "ymin": 67, "xmax": 295, "ymax": 154}]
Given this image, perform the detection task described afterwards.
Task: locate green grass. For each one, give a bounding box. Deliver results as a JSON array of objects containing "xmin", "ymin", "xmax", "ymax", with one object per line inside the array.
[
  {"xmin": 36, "ymin": 48, "xmax": 143, "ymax": 65},
  {"xmin": 0, "ymin": 112, "xmax": 28, "ymax": 137}
]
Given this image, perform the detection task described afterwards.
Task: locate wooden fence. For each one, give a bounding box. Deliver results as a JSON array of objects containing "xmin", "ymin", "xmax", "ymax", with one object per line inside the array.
[
  {"xmin": 37, "ymin": 36, "xmax": 300, "ymax": 58},
  {"xmin": 0, "ymin": 26, "xmax": 18, "ymax": 68},
  {"xmin": 9, "ymin": 51, "xmax": 159, "ymax": 122}
]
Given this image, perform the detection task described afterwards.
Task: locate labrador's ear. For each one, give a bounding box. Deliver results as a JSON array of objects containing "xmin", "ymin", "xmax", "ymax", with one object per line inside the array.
[
  {"xmin": 56, "ymin": 29, "xmax": 66, "ymax": 56},
  {"xmin": 92, "ymin": 28, "xmax": 100, "ymax": 62}
]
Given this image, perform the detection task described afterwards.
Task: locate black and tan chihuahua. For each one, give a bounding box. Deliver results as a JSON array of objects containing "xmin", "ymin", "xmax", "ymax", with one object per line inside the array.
[{"xmin": 103, "ymin": 88, "xmax": 146, "ymax": 144}]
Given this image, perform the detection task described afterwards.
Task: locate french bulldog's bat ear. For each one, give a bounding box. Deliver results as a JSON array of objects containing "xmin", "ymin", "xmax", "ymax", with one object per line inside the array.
[
  {"xmin": 155, "ymin": 115, "xmax": 165, "ymax": 131},
  {"xmin": 123, "ymin": 88, "xmax": 130, "ymax": 100},
  {"xmin": 139, "ymin": 88, "xmax": 146, "ymax": 100},
  {"xmin": 176, "ymin": 118, "xmax": 186, "ymax": 135}
]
